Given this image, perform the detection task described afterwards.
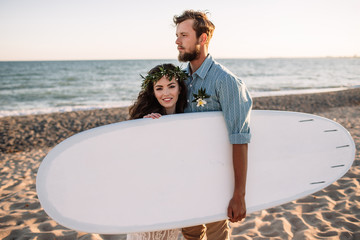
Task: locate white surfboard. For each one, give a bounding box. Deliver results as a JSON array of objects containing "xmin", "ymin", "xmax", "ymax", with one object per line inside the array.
[{"xmin": 36, "ymin": 110, "xmax": 355, "ymax": 234}]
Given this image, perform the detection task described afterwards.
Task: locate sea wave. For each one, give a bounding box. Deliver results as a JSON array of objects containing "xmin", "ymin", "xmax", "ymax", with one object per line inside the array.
[
  {"xmin": 1, "ymin": 58, "xmax": 359, "ymax": 117},
  {"xmin": 0, "ymin": 101, "xmax": 133, "ymax": 117}
]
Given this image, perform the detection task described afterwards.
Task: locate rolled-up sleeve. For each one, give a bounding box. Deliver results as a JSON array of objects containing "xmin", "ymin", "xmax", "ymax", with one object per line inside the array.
[{"xmin": 217, "ymin": 74, "xmax": 252, "ymax": 144}]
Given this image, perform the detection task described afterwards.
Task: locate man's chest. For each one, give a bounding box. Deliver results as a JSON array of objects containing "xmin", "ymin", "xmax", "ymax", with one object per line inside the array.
[{"xmin": 185, "ymin": 76, "xmax": 221, "ymax": 112}]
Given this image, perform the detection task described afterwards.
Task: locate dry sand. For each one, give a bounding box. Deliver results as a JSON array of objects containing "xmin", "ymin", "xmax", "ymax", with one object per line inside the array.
[{"xmin": 1, "ymin": 88, "xmax": 359, "ymax": 240}]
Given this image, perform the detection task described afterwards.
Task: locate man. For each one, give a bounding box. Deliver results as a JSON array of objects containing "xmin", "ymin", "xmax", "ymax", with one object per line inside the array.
[{"xmin": 173, "ymin": 10, "xmax": 252, "ymax": 240}]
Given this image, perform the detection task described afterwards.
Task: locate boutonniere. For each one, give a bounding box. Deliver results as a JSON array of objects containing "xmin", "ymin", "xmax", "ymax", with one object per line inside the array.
[{"xmin": 192, "ymin": 88, "xmax": 210, "ymax": 107}]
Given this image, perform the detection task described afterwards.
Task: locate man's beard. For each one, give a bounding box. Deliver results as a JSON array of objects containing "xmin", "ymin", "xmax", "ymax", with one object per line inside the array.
[{"xmin": 178, "ymin": 44, "xmax": 201, "ymax": 62}]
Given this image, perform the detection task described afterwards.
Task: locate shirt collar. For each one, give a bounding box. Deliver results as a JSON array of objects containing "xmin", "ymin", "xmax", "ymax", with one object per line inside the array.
[{"xmin": 186, "ymin": 54, "xmax": 213, "ymax": 80}]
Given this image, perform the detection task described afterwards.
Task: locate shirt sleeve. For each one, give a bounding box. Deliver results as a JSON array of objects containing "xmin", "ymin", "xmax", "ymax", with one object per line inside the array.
[{"xmin": 217, "ymin": 74, "xmax": 252, "ymax": 144}]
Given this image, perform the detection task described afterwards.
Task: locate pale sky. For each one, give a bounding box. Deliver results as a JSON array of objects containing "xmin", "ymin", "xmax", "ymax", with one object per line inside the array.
[{"xmin": 0, "ymin": 0, "xmax": 359, "ymax": 61}]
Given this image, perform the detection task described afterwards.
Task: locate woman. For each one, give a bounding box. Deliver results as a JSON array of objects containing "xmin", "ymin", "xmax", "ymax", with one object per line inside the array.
[
  {"xmin": 127, "ymin": 63, "xmax": 188, "ymax": 240},
  {"xmin": 129, "ymin": 63, "xmax": 188, "ymax": 119}
]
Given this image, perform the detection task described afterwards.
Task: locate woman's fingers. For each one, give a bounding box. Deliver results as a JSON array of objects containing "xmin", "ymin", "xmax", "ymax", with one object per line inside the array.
[{"xmin": 143, "ymin": 113, "xmax": 162, "ymax": 119}]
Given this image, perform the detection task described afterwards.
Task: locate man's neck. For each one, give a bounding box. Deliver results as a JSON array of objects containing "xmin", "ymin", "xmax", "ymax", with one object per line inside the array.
[{"xmin": 189, "ymin": 50, "xmax": 208, "ymax": 75}]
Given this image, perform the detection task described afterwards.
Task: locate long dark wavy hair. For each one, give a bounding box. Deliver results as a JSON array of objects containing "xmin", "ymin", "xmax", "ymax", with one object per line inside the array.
[{"xmin": 129, "ymin": 64, "xmax": 188, "ymax": 119}]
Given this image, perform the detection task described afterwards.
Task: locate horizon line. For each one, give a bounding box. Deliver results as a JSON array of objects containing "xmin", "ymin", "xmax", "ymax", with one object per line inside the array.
[{"xmin": 0, "ymin": 55, "xmax": 359, "ymax": 62}]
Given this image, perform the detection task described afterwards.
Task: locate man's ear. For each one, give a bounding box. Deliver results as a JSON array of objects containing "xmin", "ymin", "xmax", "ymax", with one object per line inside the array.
[{"xmin": 200, "ymin": 33, "xmax": 208, "ymax": 46}]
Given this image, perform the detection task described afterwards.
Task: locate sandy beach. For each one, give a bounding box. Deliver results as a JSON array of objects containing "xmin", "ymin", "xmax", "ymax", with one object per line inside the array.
[{"xmin": 1, "ymin": 88, "xmax": 359, "ymax": 240}]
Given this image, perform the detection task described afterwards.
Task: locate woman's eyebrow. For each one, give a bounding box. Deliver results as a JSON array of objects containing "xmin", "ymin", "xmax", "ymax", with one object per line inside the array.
[{"xmin": 154, "ymin": 81, "xmax": 176, "ymax": 88}]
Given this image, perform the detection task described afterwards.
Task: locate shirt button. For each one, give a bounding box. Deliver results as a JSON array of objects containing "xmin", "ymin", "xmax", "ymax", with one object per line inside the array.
[
  {"xmin": 190, "ymin": 84, "xmax": 192, "ymax": 87},
  {"xmin": 187, "ymin": 100, "xmax": 190, "ymax": 103}
]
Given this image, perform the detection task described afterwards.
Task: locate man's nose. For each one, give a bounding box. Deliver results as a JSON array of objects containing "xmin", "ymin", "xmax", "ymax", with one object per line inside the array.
[{"xmin": 175, "ymin": 36, "xmax": 180, "ymax": 45}]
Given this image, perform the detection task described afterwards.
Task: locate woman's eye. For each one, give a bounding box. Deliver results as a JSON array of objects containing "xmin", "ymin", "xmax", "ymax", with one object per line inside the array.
[{"xmin": 155, "ymin": 88, "xmax": 162, "ymax": 91}]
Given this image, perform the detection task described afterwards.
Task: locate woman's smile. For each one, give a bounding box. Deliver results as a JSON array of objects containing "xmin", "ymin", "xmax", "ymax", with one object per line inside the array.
[{"xmin": 162, "ymin": 97, "xmax": 173, "ymax": 102}]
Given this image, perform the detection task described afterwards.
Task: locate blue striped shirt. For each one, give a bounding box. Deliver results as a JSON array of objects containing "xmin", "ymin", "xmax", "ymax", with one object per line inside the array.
[{"xmin": 184, "ymin": 54, "xmax": 252, "ymax": 144}]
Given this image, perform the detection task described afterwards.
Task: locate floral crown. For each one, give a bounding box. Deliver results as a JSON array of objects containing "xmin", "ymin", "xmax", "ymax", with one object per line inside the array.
[{"xmin": 140, "ymin": 65, "xmax": 188, "ymax": 89}]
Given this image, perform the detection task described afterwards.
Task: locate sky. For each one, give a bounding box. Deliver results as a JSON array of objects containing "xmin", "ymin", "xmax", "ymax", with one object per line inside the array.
[{"xmin": 0, "ymin": 0, "xmax": 359, "ymax": 61}]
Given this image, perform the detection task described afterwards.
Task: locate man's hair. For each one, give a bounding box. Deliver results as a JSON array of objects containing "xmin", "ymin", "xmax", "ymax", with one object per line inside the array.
[{"xmin": 173, "ymin": 10, "xmax": 215, "ymax": 46}]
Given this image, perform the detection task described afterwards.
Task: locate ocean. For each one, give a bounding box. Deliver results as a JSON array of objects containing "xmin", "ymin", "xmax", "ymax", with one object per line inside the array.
[{"xmin": 1, "ymin": 58, "xmax": 359, "ymax": 117}]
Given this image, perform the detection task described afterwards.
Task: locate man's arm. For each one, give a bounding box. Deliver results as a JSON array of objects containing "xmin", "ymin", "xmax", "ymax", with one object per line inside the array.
[
  {"xmin": 227, "ymin": 143, "xmax": 248, "ymax": 222},
  {"xmin": 215, "ymin": 73, "xmax": 251, "ymax": 223}
]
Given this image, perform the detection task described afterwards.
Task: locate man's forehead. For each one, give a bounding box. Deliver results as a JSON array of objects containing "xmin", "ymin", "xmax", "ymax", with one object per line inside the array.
[{"xmin": 176, "ymin": 19, "xmax": 195, "ymax": 33}]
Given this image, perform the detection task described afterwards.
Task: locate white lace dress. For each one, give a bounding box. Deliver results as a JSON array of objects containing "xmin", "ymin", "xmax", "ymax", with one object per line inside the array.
[{"xmin": 127, "ymin": 229, "xmax": 180, "ymax": 240}]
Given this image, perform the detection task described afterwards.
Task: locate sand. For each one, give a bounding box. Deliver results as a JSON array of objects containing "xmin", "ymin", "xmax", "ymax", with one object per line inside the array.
[{"xmin": 0, "ymin": 88, "xmax": 359, "ymax": 240}]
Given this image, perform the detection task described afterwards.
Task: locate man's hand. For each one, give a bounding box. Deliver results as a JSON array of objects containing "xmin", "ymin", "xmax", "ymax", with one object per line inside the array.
[{"xmin": 227, "ymin": 194, "xmax": 246, "ymax": 223}]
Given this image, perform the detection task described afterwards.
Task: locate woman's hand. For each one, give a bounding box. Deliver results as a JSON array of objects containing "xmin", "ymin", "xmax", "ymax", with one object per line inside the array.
[{"xmin": 143, "ymin": 113, "xmax": 162, "ymax": 119}]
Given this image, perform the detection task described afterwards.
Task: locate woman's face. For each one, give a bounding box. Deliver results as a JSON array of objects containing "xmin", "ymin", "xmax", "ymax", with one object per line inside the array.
[{"xmin": 153, "ymin": 76, "xmax": 181, "ymax": 115}]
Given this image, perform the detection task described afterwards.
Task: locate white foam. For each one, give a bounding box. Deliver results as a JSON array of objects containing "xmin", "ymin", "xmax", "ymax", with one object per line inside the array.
[
  {"xmin": 251, "ymin": 87, "xmax": 348, "ymax": 98},
  {"xmin": 0, "ymin": 101, "xmax": 133, "ymax": 118}
]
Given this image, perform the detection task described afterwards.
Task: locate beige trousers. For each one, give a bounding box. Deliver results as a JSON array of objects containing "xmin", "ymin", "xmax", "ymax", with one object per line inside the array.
[{"xmin": 182, "ymin": 220, "xmax": 229, "ymax": 240}]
